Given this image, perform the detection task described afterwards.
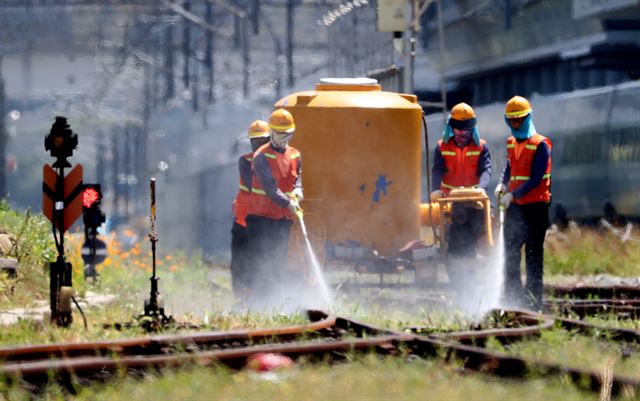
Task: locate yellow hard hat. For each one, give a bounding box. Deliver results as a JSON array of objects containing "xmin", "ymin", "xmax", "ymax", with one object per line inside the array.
[
  {"xmin": 505, "ymin": 96, "xmax": 532, "ymax": 119},
  {"xmin": 449, "ymin": 102, "xmax": 476, "ymax": 129},
  {"xmin": 248, "ymin": 120, "xmax": 270, "ymax": 139},
  {"xmin": 450, "ymin": 102, "xmax": 476, "ymax": 121},
  {"xmin": 268, "ymin": 108, "xmax": 295, "ymax": 133}
]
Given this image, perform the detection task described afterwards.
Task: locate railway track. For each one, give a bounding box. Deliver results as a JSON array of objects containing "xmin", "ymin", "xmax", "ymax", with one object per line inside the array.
[{"xmin": 2, "ymin": 285, "xmax": 640, "ymax": 395}]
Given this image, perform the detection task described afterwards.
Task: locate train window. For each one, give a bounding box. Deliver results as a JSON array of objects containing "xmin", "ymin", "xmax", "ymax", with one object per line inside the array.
[
  {"xmin": 561, "ymin": 130, "xmax": 605, "ymax": 166},
  {"xmin": 609, "ymin": 126, "xmax": 640, "ymax": 163}
]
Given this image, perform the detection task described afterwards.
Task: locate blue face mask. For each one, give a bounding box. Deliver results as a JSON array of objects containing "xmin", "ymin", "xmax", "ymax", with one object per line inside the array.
[{"xmin": 505, "ymin": 113, "xmax": 536, "ymax": 140}]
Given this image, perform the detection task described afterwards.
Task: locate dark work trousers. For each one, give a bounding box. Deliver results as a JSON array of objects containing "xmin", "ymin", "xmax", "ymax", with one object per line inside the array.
[
  {"xmin": 230, "ymin": 222, "xmax": 250, "ymax": 297},
  {"xmin": 245, "ymin": 215, "xmax": 294, "ymax": 305},
  {"xmin": 446, "ymin": 205, "xmax": 484, "ymax": 286},
  {"xmin": 503, "ymin": 202, "xmax": 550, "ymax": 310}
]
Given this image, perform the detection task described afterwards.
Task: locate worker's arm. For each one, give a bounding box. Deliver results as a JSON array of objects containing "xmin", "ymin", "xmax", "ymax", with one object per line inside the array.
[
  {"xmin": 238, "ymin": 156, "xmax": 252, "ymax": 189},
  {"xmin": 500, "ymin": 161, "xmax": 511, "ymax": 186},
  {"xmin": 477, "ymin": 146, "xmax": 492, "ymax": 191},
  {"xmin": 512, "ymin": 142, "xmax": 550, "ymax": 199},
  {"xmin": 252, "ymin": 153, "xmax": 291, "ymax": 208},
  {"xmin": 292, "ymin": 155, "xmax": 303, "ymax": 200},
  {"xmin": 431, "ymin": 146, "xmax": 445, "ymax": 191}
]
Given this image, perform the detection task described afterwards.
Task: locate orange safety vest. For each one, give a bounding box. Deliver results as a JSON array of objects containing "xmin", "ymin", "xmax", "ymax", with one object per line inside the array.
[
  {"xmin": 506, "ymin": 133, "xmax": 552, "ymax": 205},
  {"xmin": 232, "ymin": 153, "xmax": 253, "ymax": 227},
  {"xmin": 247, "ymin": 144, "xmax": 301, "ymax": 220},
  {"xmin": 438, "ymin": 139, "xmax": 486, "ymax": 195}
]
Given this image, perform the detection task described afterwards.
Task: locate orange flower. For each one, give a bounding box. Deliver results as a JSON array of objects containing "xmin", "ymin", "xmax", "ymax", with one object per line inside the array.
[{"xmin": 169, "ymin": 265, "xmax": 178, "ymax": 272}]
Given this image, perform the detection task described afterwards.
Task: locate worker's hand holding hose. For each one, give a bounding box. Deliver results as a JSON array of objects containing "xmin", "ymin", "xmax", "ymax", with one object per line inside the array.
[
  {"xmin": 494, "ymin": 183, "xmax": 507, "ymax": 198},
  {"xmin": 292, "ymin": 187, "xmax": 304, "ymax": 202},
  {"xmin": 499, "ymin": 192, "xmax": 513, "ymax": 209},
  {"xmin": 288, "ymin": 197, "xmax": 304, "ymax": 220},
  {"xmin": 287, "ymin": 198, "xmax": 300, "ymax": 214}
]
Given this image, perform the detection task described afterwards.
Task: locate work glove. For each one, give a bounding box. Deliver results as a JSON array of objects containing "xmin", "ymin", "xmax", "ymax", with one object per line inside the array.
[
  {"xmin": 494, "ymin": 183, "xmax": 508, "ymax": 198},
  {"xmin": 430, "ymin": 190, "xmax": 443, "ymax": 202},
  {"xmin": 499, "ymin": 192, "xmax": 513, "ymax": 209},
  {"xmin": 287, "ymin": 199, "xmax": 301, "ymax": 215},
  {"xmin": 292, "ymin": 187, "xmax": 304, "ymax": 202}
]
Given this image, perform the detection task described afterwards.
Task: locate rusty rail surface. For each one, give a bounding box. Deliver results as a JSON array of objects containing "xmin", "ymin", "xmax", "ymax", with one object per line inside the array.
[
  {"xmin": 0, "ymin": 311, "xmax": 338, "ymax": 362},
  {"xmin": 2, "ymin": 306, "xmax": 640, "ymax": 396},
  {"xmin": 545, "ymin": 284, "xmax": 640, "ymax": 300}
]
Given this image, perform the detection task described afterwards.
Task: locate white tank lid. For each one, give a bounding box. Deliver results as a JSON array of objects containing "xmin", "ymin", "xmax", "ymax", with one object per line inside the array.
[{"xmin": 318, "ymin": 77, "xmax": 379, "ymax": 86}]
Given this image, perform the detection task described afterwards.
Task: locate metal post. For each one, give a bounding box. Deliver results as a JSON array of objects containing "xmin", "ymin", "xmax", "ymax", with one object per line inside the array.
[
  {"xmin": 0, "ymin": 57, "xmax": 6, "ymax": 199},
  {"xmin": 205, "ymin": 2, "xmax": 215, "ymax": 103},
  {"xmin": 403, "ymin": 0, "xmax": 416, "ymax": 94},
  {"xmin": 436, "ymin": 0, "xmax": 447, "ymax": 123},
  {"xmin": 182, "ymin": 1, "xmax": 191, "ymax": 89},
  {"xmin": 111, "ymin": 133, "xmax": 120, "ymax": 216},
  {"xmin": 148, "ymin": 178, "xmax": 158, "ymax": 313},
  {"xmin": 164, "ymin": 25, "xmax": 175, "ymax": 101},
  {"xmin": 286, "ymin": 0, "xmax": 294, "ymax": 87},
  {"xmin": 192, "ymin": 64, "xmax": 199, "ymax": 111},
  {"xmin": 242, "ymin": 9, "xmax": 250, "ymax": 98},
  {"xmin": 124, "ymin": 125, "xmax": 131, "ymax": 218}
]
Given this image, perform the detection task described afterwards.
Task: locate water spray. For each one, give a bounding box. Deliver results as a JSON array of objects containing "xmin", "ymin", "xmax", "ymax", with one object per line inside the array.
[{"xmin": 294, "ymin": 204, "xmax": 331, "ymax": 304}]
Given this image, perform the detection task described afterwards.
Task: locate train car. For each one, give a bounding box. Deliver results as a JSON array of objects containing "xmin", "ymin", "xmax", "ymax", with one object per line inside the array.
[{"xmin": 425, "ymin": 80, "xmax": 640, "ymax": 223}]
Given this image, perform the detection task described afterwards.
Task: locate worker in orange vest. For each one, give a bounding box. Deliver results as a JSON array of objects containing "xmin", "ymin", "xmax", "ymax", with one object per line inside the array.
[
  {"xmin": 431, "ymin": 103, "xmax": 492, "ymax": 265},
  {"xmin": 245, "ymin": 108, "xmax": 303, "ymax": 304},
  {"xmin": 495, "ymin": 96, "xmax": 552, "ymax": 310},
  {"xmin": 230, "ymin": 120, "xmax": 271, "ymax": 297}
]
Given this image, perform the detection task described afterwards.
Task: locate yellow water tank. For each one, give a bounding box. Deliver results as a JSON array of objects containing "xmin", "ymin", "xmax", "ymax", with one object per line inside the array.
[{"xmin": 277, "ymin": 78, "xmax": 423, "ymax": 256}]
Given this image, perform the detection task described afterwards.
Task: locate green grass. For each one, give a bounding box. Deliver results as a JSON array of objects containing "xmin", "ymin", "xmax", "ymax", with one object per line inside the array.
[
  {"xmin": 1, "ymin": 356, "xmax": 618, "ymax": 401},
  {"xmin": 488, "ymin": 327, "xmax": 640, "ymax": 380},
  {"xmin": 544, "ymin": 227, "xmax": 640, "ymax": 276},
  {"xmin": 1, "ymin": 205, "xmax": 640, "ymax": 400},
  {"xmin": 0, "ymin": 202, "xmax": 57, "ymax": 309}
]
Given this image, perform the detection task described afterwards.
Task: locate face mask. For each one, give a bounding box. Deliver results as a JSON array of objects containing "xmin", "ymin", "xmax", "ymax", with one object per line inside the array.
[
  {"xmin": 453, "ymin": 129, "xmax": 472, "ymax": 147},
  {"xmin": 505, "ymin": 113, "xmax": 536, "ymax": 140},
  {"xmin": 270, "ymin": 131, "xmax": 293, "ymax": 149}
]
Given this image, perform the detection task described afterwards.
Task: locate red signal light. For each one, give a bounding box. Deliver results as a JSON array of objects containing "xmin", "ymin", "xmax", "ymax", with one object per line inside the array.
[{"xmin": 82, "ymin": 187, "xmax": 100, "ymax": 209}]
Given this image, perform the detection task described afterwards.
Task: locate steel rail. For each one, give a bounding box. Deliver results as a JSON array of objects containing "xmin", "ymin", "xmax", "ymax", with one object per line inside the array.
[
  {"xmin": 545, "ymin": 284, "xmax": 640, "ymax": 299},
  {"xmin": 0, "ymin": 335, "xmax": 413, "ymax": 381},
  {"xmin": 3, "ymin": 308, "xmax": 640, "ymax": 396},
  {"xmin": 0, "ymin": 312, "xmax": 337, "ymax": 362},
  {"xmin": 430, "ymin": 310, "xmax": 555, "ymax": 344}
]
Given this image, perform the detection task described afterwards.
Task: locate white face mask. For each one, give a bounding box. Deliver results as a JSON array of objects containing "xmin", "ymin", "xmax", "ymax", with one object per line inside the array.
[{"xmin": 270, "ymin": 130, "xmax": 293, "ymax": 149}]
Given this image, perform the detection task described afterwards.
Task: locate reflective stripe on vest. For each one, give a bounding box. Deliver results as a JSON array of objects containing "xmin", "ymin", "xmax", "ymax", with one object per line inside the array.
[
  {"xmin": 437, "ymin": 139, "xmax": 485, "ymax": 194},
  {"xmin": 251, "ymin": 188, "xmax": 293, "ymax": 196},
  {"xmin": 233, "ymin": 152, "xmax": 254, "ymax": 227},
  {"xmin": 248, "ymin": 143, "xmax": 301, "ymax": 220},
  {"xmin": 506, "ymin": 133, "xmax": 552, "ymax": 204},
  {"xmin": 510, "ymin": 173, "xmax": 551, "ymax": 181}
]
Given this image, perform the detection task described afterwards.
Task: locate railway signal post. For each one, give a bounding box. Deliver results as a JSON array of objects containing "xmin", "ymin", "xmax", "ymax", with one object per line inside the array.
[
  {"xmin": 138, "ymin": 178, "xmax": 172, "ymax": 330},
  {"xmin": 42, "ymin": 116, "xmax": 83, "ymax": 327},
  {"xmin": 82, "ymin": 184, "xmax": 106, "ymax": 280}
]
